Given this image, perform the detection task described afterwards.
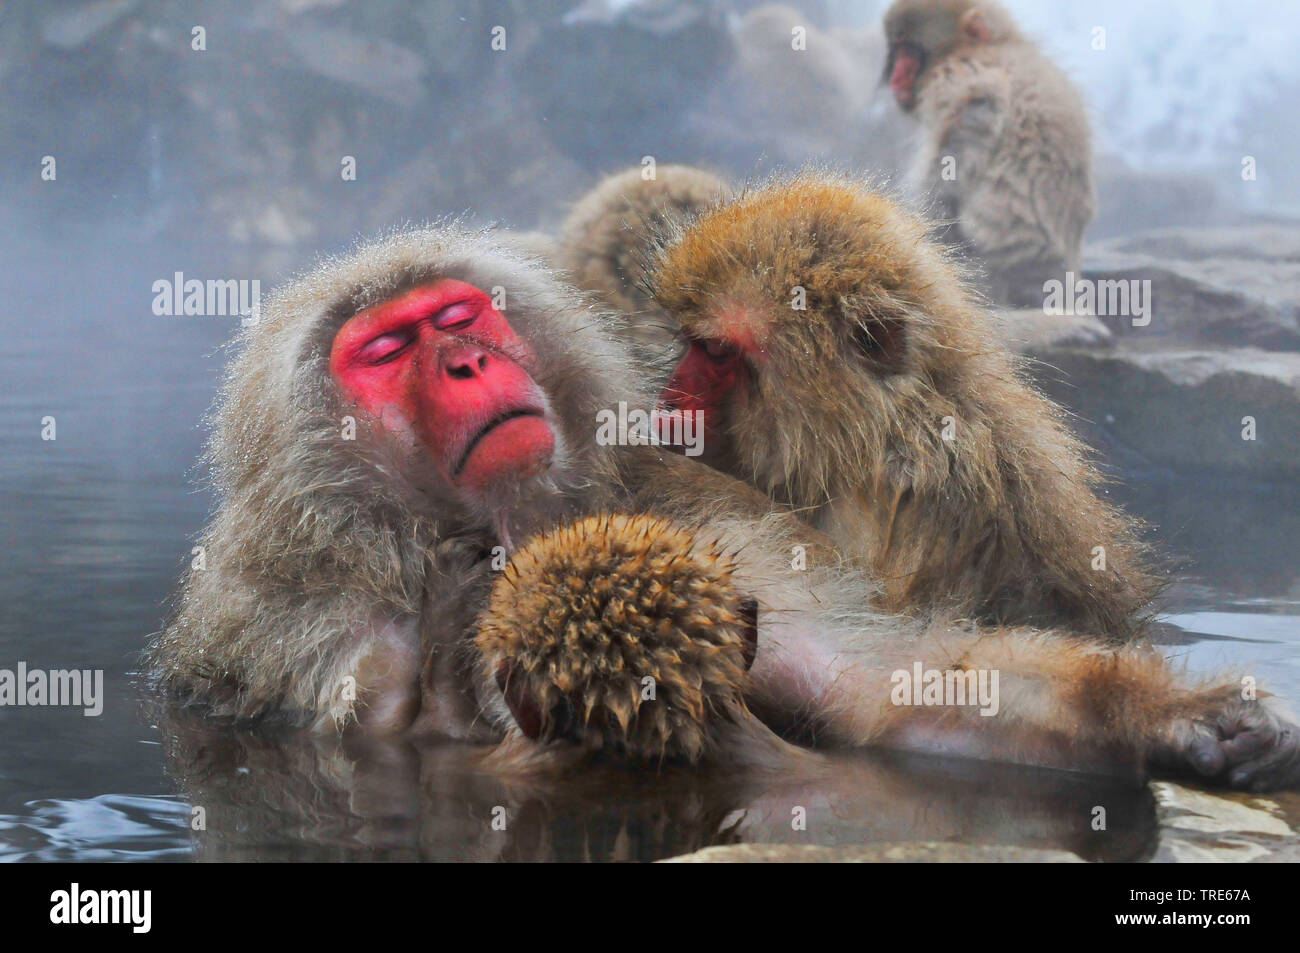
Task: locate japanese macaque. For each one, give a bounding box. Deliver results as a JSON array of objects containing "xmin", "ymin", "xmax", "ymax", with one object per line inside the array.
[
  {"xmin": 556, "ymin": 164, "xmax": 731, "ymax": 354},
  {"xmin": 652, "ymin": 173, "xmax": 1154, "ymax": 639},
  {"xmin": 881, "ymin": 0, "xmax": 1095, "ymax": 306},
  {"xmin": 150, "ymin": 224, "xmax": 1300, "ymax": 792}
]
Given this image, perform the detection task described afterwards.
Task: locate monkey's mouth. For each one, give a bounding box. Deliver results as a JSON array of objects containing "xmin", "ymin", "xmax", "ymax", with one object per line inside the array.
[
  {"xmin": 453, "ymin": 408, "xmax": 549, "ymax": 479},
  {"xmin": 886, "ymin": 42, "xmax": 926, "ymax": 109}
]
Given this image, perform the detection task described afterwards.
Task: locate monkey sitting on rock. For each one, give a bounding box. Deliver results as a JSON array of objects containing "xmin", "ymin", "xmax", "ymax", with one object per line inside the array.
[{"xmin": 882, "ymin": 0, "xmax": 1095, "ymax": 307}]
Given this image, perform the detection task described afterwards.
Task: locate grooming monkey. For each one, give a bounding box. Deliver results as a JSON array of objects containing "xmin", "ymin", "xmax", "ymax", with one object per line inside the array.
[
  {"xmin": 882, "ymin": 0, "xmax": 1095, "ymax": 306},
  {"xmin": 149, "ymin": 225, "xmax": 1300, "ymax": 790},
  {"xmin": 653, "ymin": 173, "xmax": 1153, "ymax": 639},
  {"xmin": 557, "ymin": 164, "xmax": 731, "ymax": 354}
]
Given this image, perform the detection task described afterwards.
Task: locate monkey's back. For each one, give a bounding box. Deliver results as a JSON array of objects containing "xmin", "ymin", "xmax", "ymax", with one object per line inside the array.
[{"xmin": 917, "ymin": 37, "xmax": 1096, "ymax": 281}]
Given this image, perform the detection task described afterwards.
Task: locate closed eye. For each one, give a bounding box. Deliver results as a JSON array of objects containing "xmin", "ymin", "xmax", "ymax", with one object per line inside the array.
[
  {"xmin": 433, "ymin": 301, "xmax": 478, "ymax": 332},
  {"xmin": 358, "ymin": 332, "xmax": 414, "ymax": 365},
  {"xmin": 701, "ymin": 338, "xmax": 740, "ymax": 363}
]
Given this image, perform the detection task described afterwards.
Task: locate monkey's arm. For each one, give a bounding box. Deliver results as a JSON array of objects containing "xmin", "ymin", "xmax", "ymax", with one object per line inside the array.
[
  {"xmin": 764, "ymin": 623, "xmax": 1300, "ymax": 791},
  {"xmin": 150, "ymin": 536, "xmax": 425, "ymax": 732}
]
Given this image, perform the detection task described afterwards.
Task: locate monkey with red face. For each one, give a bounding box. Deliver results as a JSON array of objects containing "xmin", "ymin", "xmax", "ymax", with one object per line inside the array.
[
  {"xmin": 150, "ymin": 225, "xmax": 1300, "ymax": 791},
  {"xmin": 882, "ymin": 0, "xmax": 1095, "ymax": 307},
  {"xmin": 653, "ymin": 173, "xmax": 1151, "ymax": 640}
]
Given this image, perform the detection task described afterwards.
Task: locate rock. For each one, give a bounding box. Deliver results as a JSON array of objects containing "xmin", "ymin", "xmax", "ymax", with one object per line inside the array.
[
  {"xmin": 662, "ymin": 842, "xmax": 1082, "ymax": 863},
  {"xmin": 515, "ymin": 1, "xmax": 734, "ymax": 173},
  {"xmin": 1082, "ymin": 226, "xmax": 1300, "ymax": 351},
  {"xmin": 1026, "ymin": 347, "xmax": 1300, "ymax": 481},
  {"xmin": 1150, "ymin": 782, "xmax": 1300, "ymax": 863}
]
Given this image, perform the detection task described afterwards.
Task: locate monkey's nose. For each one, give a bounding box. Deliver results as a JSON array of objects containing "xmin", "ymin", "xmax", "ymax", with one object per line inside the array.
[{"xmin": 444, "ymin": 347, "xmax": 490, "ymax": 380}]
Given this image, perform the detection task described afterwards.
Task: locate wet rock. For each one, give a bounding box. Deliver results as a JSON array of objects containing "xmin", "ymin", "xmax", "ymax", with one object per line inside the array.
[
  {"xmin": 1150, "ymin": 782, "xmax": 1299, "ymax": 863},
  {"xmin": 1025, "ymin": 347, "xmax": 1300, "ymax": 481},
  {"xmin": 1082, "ymin": 226, "xmax": 1300, "ymax": 351},
  {"xmin": 662, "ymin": 842, "xmax": 1082, "ymax": 863}
]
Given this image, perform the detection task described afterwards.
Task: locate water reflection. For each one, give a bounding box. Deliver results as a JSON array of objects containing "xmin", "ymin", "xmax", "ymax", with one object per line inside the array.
[{"xmin": 145, "ymin": 710, "xmax": 1158, "ymax": 863}]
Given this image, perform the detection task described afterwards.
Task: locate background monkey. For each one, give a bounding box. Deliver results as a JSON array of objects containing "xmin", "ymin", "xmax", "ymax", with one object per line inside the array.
[
  {"xmin": 149, "ymin": 223, "xmax": 1300, "ymax": 790},
  {"xmin": 882, "ymin": 0, "xmax": 1095, "ymax": 307},
  {"xmin": 557, "ymin": 164, "xmax": 731, "ymax": 354},
  {"xmin": 653, "ymin": 172, "xmax": 1153, "ymax": 639}
]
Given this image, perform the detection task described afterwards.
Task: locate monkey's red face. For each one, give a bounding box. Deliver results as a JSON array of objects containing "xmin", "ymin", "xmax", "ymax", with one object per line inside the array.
[
  {"xmin": 658, "ymin": 306, "xmax": 759, "ymax": 454},
  {"xmin": 886, "ymin": 41, "xmax": 926, "ymax": 110},
  {"xmin": 662, "ymin": 337, "xmax": 744, "ymax": 422},
  {"xmin": 330, "ymin": 280, "xmax": 557, "ymax": 500}
]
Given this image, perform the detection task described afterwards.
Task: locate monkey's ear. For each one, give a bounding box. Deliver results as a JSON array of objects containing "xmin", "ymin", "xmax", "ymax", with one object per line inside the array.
[{"xmin": 960, "ymin": 9, "xmax": 992, "ymax": 43}]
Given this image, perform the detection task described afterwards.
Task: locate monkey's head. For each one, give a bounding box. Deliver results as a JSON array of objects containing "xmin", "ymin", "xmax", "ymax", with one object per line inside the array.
[
  {"xmin": 652, "ymin": 174, "xmax": 996, "ymax": 510},
  {"xmin": 559, "ymin": 163, "xmax": 732, "ymax": 318},
  {"xmin": 882, "ymin": 0, "xmax": 1018, "ymax": 110},
  {"xmin": 477, "ymin": 514, "xmax": 757, "ymax": 763},
  {"xmin": 215, "ymin": 228, "xmax": 638, "ymax": 554}
]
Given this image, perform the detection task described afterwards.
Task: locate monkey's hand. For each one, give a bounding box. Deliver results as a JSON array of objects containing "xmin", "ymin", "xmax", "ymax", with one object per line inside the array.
[
  {"xmin": 1153, "ymin": 696, "xmax": 1300, "ymax": 793},
  {"xmin": 475, "ymin": 514, "xmax": 757, "ymax": 763}
]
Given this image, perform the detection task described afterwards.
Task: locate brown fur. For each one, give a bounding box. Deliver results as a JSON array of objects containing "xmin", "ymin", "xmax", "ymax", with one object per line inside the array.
[
  {"xmin": 652, "ymin": 172, "xmax": 1157, "ymax": 639},
  {"xmin": 476, "ymin": 514, "xmax": 754, "ymax": 763},
  {"xmin": 557, "ymin": 164, "xmax": 731, "ymax": 354},
  {"xmin": 883, "ymin": 0, "xmax": 1095, "ymax": 306}
]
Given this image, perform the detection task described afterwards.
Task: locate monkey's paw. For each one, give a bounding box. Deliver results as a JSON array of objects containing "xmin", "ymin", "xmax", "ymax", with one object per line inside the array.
[
  {"xmin": 1156, "ymin": 698, "xmax": 1300, "ymax": 792},
  {"xmin": 475, "ymin": 514, "xmax": 757, "ymax": 763}
]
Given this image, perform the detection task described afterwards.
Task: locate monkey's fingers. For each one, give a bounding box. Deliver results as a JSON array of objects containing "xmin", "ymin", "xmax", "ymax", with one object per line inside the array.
[
  {"xmin": 1161, "ymin": 699, "xmax": 1300, "ymax": 792},
  {"xmin": 476, "ymin": 514, "xmax": 758, "ymax": 763},
  {"xmin": 1216, "ymin": 702, "xmax": 1300, "ymax": 791}
]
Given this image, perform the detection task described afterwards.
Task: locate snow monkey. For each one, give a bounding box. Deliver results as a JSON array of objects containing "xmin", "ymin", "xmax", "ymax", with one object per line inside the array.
[
  {"xmin": 882, "ymin": 0, "xmax": 1095, "ymax": 306},
  {"xmin": 652, "ymin": 173, "xmax": 1154, "ymax": 639},
  {"xmin": 557, "ymin": 164, "xmax": 731, "ymax": 355},
  {"xmin": 149, "ymin": 225, "xmax": 1300, "ymax": 791}
]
